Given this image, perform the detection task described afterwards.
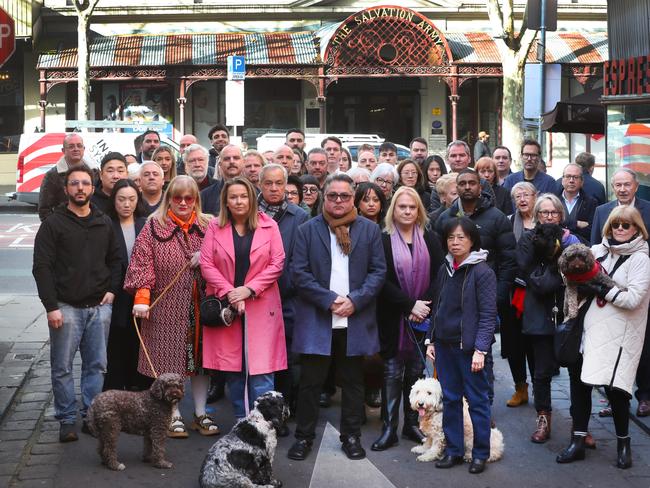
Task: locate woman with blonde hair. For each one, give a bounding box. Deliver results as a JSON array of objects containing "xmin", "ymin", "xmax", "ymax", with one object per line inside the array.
[
  {"xmin": 200, "ymin": 177, "xmax": 287, "ymax": 418},
  {"xmin": 372, "ymin": 186, "xmax": 444, "ymax": 451},
  {"xmin": 152, "ymin": 145, "xmax": 177, "ymax": 188},
  {"xmin": 558, "ymin": 206, "xmax": 650, "ymax": 468},
  {"xmin": 124, "ymin": 175, "xmax": 217, "ymax": 438}
]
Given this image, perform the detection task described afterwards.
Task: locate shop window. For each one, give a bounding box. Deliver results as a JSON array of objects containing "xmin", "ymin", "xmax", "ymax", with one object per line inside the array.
[
  {"xmin": 607, "ymin": 104, "xmax": 650, "ymax": 200},
  {"xmin": 0, "ymin": 44, "xmax": 24, "ymax": 153},
  {"xmin": 191, "ymin": 81, "xmax": 224, "ymax": 148}
]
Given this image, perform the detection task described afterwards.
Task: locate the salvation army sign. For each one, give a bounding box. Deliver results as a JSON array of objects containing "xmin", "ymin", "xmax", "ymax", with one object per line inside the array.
[{"xmin": 0, "ymin": 8, "xmax": 15, "ymax": 68}]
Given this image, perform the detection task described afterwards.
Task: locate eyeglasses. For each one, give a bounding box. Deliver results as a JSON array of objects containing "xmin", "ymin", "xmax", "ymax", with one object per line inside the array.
[
  {"xmin": 514, "ymin": 193, "xmax": 533, "ymax": 200},
  {"xmin": 325, "ymin": 192, "xmax": 353, "ymax": 202},
  {"xmin": 68, "ymin": 179, "xmax": 92, "ymax": 187},
  {"xmin": 522, "ymin": 153, "xmax": 540, "ymax": 159},
  {"xmin": 285, "ymin": 190, "xmax": 299, "ymax": 197},
  {"xmin": 563, "ymin": 174, "xmax": 582, "ymax": 180},
  {"xmin": 375, "ymin": 177, "xmax": 394, "ymax": 187},
  {"xmin": 172, "ymin": 195, "xmax": 195, "ymax": 204},
  {"xmin": 538, "ymin": 210, "xmax": 561, "ymax": 217},
  {"xmin": 303, "ymin": 187, "xmax": 319, "ymax": 195},
  {"xmin": 611, "ymin": 222, "xmax": 633, "ymax": 230}
]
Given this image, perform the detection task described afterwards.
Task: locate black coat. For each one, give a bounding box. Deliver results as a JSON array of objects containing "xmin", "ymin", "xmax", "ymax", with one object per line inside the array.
[
  {"xmin": 110, "ymin": 217, "xmax": 146, "ymax": 329},
  {"xmin": 553, "ymin": 188, "xmax": 598, "ymax": 244},
  {"xmin": 493, "ymin": 183, "xmax": 513, "ymax": 216},
  {"xmin": 435, "ymin": 193, "xmax": 516, "ymax": 306},
  {"xmin": 376, "ymin": 229, "xmax": 444, "ymax": 359},
  {"xmin": 200, "ymin": 179, "xmax": 225, "ymax": 216}
]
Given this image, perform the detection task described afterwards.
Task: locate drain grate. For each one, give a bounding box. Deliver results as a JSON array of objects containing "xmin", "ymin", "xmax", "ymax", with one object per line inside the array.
[{"xmin": 13, "ymin": 353, "xmax": 35, "ymax": 360}]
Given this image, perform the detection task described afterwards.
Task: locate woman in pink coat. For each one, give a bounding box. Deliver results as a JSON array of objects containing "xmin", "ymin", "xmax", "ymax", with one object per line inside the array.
[{"xmin": 200, "ymin": 177, "xmax": 287, "ymax": 418}]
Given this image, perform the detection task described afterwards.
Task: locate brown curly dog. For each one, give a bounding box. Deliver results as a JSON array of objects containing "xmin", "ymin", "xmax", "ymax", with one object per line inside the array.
[{"xmin": 87, "ymin": 373, "xmax": 185, "ymax": 471}]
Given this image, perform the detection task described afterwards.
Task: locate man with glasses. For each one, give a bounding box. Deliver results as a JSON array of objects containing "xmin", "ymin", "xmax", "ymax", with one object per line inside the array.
[
  {"xmin": 590, "ymin": 167, "xmax": 650, "ymax": 418},
  {"xmin": 503, "ymin": 139, "xmax": 556, "ymax": 194},
  {"xmin": 33, "ymin": 164, "xmax": 121, "ymax": 443},
  {"xmin": 553, "ymin": 163, "xmax": 597, "ymax": 244},
  {"xmin": 175, "ymin": 134, "xmax": 198, "ymax": 175},
  {"xmin": 38, "ymin": 133, "xmax": 97, "ymax": 221},
  {"xmin": 258, "ymin": 164, "xmax": 309, "ymax": 434},
  {"xmin": 289, "ymin": 173, "xmax": 386, "ymax": 462}
]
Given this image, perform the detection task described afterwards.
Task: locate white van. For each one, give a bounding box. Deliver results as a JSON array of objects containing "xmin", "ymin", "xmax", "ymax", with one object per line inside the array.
[
  {"xmin": 15, "ymin": 132, "xmax": 177, "ymax": 204},
  {"xmin": 256, "ymin": 133, "xmax": 384, "ymax": 155}
]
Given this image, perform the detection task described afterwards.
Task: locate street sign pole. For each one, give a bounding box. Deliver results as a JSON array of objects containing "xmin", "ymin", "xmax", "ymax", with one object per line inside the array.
[{"xmin": 226, "ymin": 56, "xmax": 246, "ymax": 144}]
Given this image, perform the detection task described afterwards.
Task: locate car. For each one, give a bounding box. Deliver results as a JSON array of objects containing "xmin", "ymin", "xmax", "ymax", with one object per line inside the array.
[
  {"xmin": 255, "ymin": 132, "xmax": 384, "ymax": 154},
  {"xmin": 344, "ymin": 142, "xmax": 411, "ymax": 162}
]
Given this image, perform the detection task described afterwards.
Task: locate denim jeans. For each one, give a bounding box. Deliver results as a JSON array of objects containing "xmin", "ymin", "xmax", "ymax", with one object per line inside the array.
[
  {"xmin": 224, "ymin": 372, "xmax": 275, "ymax": 418},
  {"xmin": 49, "ymin": 302, "xmax": 112, "ymax": 424}
]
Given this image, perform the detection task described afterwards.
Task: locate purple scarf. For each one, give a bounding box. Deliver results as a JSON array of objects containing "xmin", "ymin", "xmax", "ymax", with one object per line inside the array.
[{"xmin": 391, "ymin": 227, "xmax": 431, "ymax": 358}]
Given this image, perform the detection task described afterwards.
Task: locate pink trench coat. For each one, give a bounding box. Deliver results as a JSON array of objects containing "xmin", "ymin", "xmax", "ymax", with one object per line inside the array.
[{"xmin": 200, "ymin": 212, "xmax": 287, "ymax": 376}]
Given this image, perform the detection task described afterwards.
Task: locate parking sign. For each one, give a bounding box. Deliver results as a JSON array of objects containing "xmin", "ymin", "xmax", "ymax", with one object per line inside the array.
[{"xmin": 227, "ymin": 55, "xmax": 246, "ymax": 81}]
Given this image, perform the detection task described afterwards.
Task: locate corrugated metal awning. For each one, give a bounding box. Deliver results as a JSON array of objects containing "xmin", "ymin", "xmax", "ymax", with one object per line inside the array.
[
  {"xmin": 37, "ymin": 32, "xmax": 320, "ymax": 69},
  {"xmin": 446, "ymin": 31, "xmax": 607, "ymax": 64}
]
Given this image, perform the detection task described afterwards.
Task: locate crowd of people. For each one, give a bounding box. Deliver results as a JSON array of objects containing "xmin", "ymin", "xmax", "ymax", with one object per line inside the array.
[{"xmin": 32, "ymin": 127, "xmax": 650, "ymax": 474}]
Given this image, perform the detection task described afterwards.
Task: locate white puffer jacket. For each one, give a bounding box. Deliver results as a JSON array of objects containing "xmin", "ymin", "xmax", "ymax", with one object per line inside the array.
[{"xmin": 581, "ymin": 235, "xmax": 650, "ymax": 395}]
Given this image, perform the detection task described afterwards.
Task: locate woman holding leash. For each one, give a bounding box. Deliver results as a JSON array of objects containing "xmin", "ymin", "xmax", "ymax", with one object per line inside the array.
[
  {"xmin": 124, "ymin": 175, "xmax": 217, "ymax": 438},
  {"xmin": 200, "ymin": 177, "xmax": 287, "ymax": 419},
  {"xmin": 425, "ymin": 217, "xmax": 496, "ymax": 474},
  {"xmin": 372, "ymin": 187, "xmax": 444, "ymax": 451},
  {"xmin": 557, "ymin": 206, "xmax": 650, "ymax": 468}
]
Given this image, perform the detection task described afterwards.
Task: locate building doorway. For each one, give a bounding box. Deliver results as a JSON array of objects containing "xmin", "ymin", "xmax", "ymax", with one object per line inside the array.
[{"xmin": 326, "ymin": 78, "xmax": 420, "ymax": 145}]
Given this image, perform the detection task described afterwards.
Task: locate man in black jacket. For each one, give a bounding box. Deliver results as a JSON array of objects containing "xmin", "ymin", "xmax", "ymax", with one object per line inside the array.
[
  {"xmin": 554, "ymin": 163, "xmax": 597, "ymax": 244},
  {"xmin": 435, "ymin": 169, "xmax": 517, "ymax": 406},
  {"xmin": 33, "ymin": 164, "xmax": 121, "ymax": 443}
]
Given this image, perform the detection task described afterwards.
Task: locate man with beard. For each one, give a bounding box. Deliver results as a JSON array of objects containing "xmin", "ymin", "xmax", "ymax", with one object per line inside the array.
[
  {"xmin": 435, "ymin": 169, "xmax": 516, "ymax": 410},
  {"xmin": 137, "ymin": 130, "xmax": 161, "ymax": 164},
  {"xmin": 201, "ymin": 144, "xmax": 245, "ymax": 215},
  {"xmin": 409, "ymin": 137, "xmax": 428, "ymax": 166},
  {"xmin": 207, "ymin": 124, "xmax": 230, "ymax": 169},
  {"xmin": 184, "ymin": 143, "xmax": 216, "ymax": 192},
  {"xmin": 306, "ymin": 148, "xmax": 329, "ymax": 189},
  {"xmin": 286, "ymin": 128, "xmax": 307, "ymax": 160},
  {"xmin": 33, "ymin": 164, "xmax": 121, "ymax": 443},
  {"xmin": 503, "ymin": 139, "xmax": 556, "ymax": 194},
  {"xmin": 258, "ymin": 164, "xmax": 309, "ymax": 434}
]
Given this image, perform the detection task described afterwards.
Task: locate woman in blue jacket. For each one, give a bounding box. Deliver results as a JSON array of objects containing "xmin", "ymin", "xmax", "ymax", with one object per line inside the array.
[{"xmin": 426, "ymin": 216, "xmax": 497, "ymax": 474}]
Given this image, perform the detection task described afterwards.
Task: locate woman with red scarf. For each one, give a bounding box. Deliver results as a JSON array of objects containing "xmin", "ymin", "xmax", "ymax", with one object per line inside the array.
[
  {"xmin": 371, "ymin": 186, "xmax": 444, "ymax": 451},
  {"xmin": 124, "ymin": 175, "xmax": 217, "ymax": 439}
]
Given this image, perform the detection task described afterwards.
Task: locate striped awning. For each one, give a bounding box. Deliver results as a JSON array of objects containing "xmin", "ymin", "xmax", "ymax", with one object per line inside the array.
[
  {"xmin": 446, "ymin": 31, "xmax": 607, "ymax": 64},
  {"xmin": 37, "ymin": 32, "xmax": 320, "ymax": 69}
]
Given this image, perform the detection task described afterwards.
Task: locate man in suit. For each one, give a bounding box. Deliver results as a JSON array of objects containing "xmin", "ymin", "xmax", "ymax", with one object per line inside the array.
[
  {"xmin": 591, "ymin": 167, "xmax": 650, "ymax": 417},
  {"xmin": 288, "ymin": 173, "xmax": 386, "ymax": 461},
  {"xmin": 554, "ymin": 163, "xmax": 597, "ymax": 244},
  {"xmin": 257, "ymin": 164, "xmax": 309, "ymax": 434}
]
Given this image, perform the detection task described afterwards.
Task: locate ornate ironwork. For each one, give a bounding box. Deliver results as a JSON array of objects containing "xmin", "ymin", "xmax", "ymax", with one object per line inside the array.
[
  {"xmin": 563, "ymin": 65, "xmax": 602, "ymax": 85},
  {"xmin": 325, "ymin": 6, "xmax": 452, "ymax": 70},
  {"xmin": 327, "ymin": 65, "xmax": 452, "ymax": 76}
]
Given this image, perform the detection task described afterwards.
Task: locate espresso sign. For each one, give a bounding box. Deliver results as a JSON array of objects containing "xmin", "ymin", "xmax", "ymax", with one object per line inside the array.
[
  {"xmin": 604, "ymin": 55, "xmax": 650, "ymax": 96},
  {"xmin": 329, "ymin": 6, "xmax": 444, "ymax": 48}
]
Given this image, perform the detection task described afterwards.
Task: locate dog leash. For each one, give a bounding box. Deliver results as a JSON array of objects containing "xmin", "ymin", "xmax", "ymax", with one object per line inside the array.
[
  {"xmin": 132, "ymin": 260, "xmax": 192, "ymax": 379},
  {"xmin": 405, "ymin": 319, "xmax": 435, "ymax": 378}
]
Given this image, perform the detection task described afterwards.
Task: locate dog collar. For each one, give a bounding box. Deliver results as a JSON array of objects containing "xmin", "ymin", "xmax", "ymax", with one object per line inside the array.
[{"xmin": 564, "ymin": 261, "xmax": 600, "ymax": 283}]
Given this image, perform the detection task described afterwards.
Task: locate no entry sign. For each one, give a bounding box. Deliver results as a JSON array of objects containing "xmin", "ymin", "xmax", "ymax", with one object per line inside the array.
[{"xmin": 0, "ymin": 8, "xmax": 15, "ymax": 68}]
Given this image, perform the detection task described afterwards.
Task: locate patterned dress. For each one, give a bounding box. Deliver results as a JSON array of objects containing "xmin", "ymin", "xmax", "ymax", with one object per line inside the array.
[{"xmin": 124, "ymin": 216, "xmax": 207, "ymax": 377}]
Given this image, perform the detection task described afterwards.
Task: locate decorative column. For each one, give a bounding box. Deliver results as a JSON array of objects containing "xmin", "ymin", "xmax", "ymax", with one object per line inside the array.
[
  {"xmin": 177, "ymin": 79, "xmax": 187, "ymax": 136},
  {"xmin": 444, "ymin": 66, "xmax": 460, "ymax": 142},
  {"xmin": 39, "ymin": 71, "xmax": 47, "ymax": 132}
]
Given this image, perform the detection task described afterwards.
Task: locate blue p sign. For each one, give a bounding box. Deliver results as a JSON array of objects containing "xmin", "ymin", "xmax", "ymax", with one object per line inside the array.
[{"xmin": 227, "ymin": 55, "xmax": 246, "ymax": 81}]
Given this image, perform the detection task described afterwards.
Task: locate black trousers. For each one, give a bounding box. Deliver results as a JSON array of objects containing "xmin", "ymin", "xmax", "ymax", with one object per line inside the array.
[
  {"xmin": 528, "ymin": 334, "xmax": 556, "ymax": 412},
  {"xmin": 295, "ymin": 329, "xmax": 364, "ymax": 441},
  {"xmin": 275, "ymin": 336, "xmax": 299, "ymax": 411},
  {"xmin": 568, "ymin": 355, "xmax": 630, "ymax": 436},
  {"xmin": 501, "ymin": 308, "xmax": 536, "ymax": 384},
  {"xmin": 635, "ymin": 312, "xmax": 650, "ymax": 402},
  {"xmin": 104, "ymin": 324, "xmax": 151, "ymax": 391}
]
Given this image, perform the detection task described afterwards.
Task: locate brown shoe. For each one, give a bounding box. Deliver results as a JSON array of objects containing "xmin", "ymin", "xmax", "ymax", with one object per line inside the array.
[
  {"xmin": 584, "ymin": 432, "xmax": 596, "ymax": 449},
  {"xmin": 506, "ymin": 382, "xmax": 529, "ymax": 407},
  {"xmin": 637, "ymin": 400, "xmax": 650, "ymax": 417},
  {"xmin": 531, "ymin": 411, "xmax": 551, "ymax": 443}
]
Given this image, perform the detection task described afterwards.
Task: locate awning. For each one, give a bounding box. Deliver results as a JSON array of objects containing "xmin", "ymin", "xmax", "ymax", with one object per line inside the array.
[
  {"xmin": 541, "ymin": 89, "xmax": 605, "ymax": 134},
  {"xmin": 445, "ymin": 31, "xmax": 607, "ymax": 64},
  {"xmin": 37, "ymin": 32, "xmax": 320, "ymax": 69}
]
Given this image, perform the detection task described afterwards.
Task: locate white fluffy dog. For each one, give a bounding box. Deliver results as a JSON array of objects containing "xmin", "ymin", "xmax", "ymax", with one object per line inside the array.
[{"xmin": 408, "ymin": 377, "xmax": 504, "ymax": 463}]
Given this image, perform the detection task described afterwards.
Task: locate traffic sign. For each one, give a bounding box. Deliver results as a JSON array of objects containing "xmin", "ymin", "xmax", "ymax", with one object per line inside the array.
[
  {"xmin": 0, "ymin": 8, "xmax": 15, "ymax": 68},
  {"xmin": 227, "ymin": 55, "xmax": 246, "ymax": 81},
  {"xmin": 225, "ymin": 80, "xmax": 245, "ymax": 127}
]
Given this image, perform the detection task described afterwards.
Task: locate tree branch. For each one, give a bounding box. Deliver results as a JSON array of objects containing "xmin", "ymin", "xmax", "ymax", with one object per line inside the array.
[
  {"xmin": 485, "ymin": 0, "xmax": 504, "ymax": 36},
  {"xmin": 502, "ymin": 0, "xmax": 514, "ymax": 39},
  {"xmin": 516, "ymin": 28, "xmax": 538, "ymax": 68}
]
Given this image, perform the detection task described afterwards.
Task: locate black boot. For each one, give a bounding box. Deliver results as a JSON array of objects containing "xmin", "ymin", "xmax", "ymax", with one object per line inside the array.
[
  {"xmin": 616, "ymin": 436, "xmax": 632, "ymax": 469},
  {"xmin": 371, "ymin": 378, "xmax": 400, "ymax": 451},
  {"xmin": 207, "ymin": 373, "xmax": 225, "ymax": 403},
  {"xmin": 556, "ymin": 433, "xmax": 586, "ymax": 463},
  {"xmin": 402, "ymin": 373, "xmax": 425, "ymax": 443}
]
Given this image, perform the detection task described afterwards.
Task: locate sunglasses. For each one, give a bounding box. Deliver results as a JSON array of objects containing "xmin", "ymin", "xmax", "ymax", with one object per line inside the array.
[
  {"xmin": 325, "ymin": 192, "xmax": 353, "ymax": 202},
  {"xmin": 172, "ymin": 195, "xmax": 195, "ymax": 205},
  {"xmin": 611, "ymin": 222, "xmax": 633, "ymax": 230}
]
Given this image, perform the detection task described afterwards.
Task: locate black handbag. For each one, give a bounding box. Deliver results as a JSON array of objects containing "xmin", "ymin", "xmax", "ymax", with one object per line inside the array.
[
  {"xmin": 554, "ymin": 298, "xmax": 591, "ymax": 367},
  {"xmin": 200, "ymin": 296, "xmax": 235, "ymax": 327}
]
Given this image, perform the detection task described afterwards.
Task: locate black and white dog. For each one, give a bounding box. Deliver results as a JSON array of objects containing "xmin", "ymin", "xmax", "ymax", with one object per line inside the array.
[{"xmin": 199, "ymin": 391, "xmax": 289, "ymax": 488}]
